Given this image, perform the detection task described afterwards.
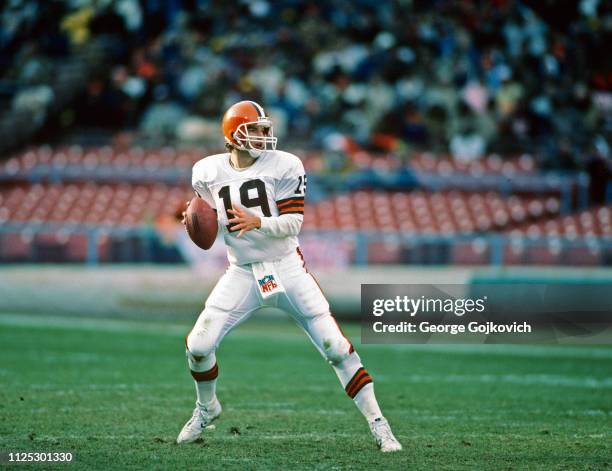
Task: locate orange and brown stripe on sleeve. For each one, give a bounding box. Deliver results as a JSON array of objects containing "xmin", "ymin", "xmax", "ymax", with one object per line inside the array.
[
  {"xmin": 276, "ymin": 196, "xmax": 304, "ymax": 215},
  {"xmin": 190, "ymin": 363, "xmax": 219, "ymax": 382},
  {"xmin": 345, "ymin": 367, "xmax": 373, "ymax": 399}
]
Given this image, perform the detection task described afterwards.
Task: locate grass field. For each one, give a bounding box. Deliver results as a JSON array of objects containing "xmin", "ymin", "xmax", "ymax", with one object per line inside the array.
[{"xmin": 0, "ymin": 313, "xmax": 611, "ymax": 470}]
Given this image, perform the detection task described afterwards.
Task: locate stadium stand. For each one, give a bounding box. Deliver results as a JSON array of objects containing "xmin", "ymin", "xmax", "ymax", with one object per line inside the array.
[
  {"xmin": 0, "ymin": 182, "xmax": 187, "ymax": 225},
  {"xmin": 303, "ymin": 190, "xmax": 560, "ymax": 232},
  {"xmin": 1, "ymin": 144, "xmax": 608, "ymax": 266},
  {"xmin": 0, "ymin": 1, "xmax": 610, "ymax": 266}
]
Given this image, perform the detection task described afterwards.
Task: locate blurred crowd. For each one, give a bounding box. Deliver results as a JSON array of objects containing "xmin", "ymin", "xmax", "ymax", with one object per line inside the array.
[{"xmin": 1, "ymin": 0, "xmax": 611, "ymax": 170}]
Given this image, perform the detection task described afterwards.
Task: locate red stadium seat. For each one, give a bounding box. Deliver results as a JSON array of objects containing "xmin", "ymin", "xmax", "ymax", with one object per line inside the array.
[
  {"xmin": 0, "ymin": 233, "xmax": 31, "ymax": 260},
  {"xmin": 452, "ymin": 239, "xmax": 489, "ymax": 265}
]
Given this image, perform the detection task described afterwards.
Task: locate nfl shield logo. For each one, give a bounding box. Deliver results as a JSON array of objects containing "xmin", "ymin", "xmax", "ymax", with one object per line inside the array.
[{"xmin": 258, "ymin": 274, "xmax": 278, "ymax": 293}]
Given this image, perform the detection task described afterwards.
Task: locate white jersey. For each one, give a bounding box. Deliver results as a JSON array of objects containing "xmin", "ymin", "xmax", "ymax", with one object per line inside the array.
[{"xmin": 192, "ymin": 150, "xmax": 306, "ymax": 265}]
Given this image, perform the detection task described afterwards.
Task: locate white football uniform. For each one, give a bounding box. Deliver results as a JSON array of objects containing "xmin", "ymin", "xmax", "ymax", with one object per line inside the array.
[
  {"xmin": 187, "ymin": 150, "xmax": 355, "ymax": 374},
  {"xmin": 179, "ymin": 101, "xmax": 396, "ymax": 450},
  {"xmin": 192, "ymin": 150, "xmax": 307, "ymax": 265}
]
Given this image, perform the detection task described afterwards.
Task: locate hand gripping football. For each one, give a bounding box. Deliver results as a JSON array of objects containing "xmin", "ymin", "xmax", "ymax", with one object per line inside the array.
[{"xmin": 184, "ymin": 196, "xmax": 218, "ymax": 250}]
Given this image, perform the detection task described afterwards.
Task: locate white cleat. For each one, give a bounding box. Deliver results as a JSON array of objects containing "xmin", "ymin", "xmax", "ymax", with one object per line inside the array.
[
  {"xmin": 369, "ymin": 417, "xmax": 403, "ymax": 452},
  {"xmin": 176, "ymin": 399, "xmax": 222, "ymax": 444}
]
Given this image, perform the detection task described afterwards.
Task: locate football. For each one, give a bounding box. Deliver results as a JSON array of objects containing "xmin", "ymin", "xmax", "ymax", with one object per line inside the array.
[{"xmin": 184, "ymin": 196, "xmax": 218, "ymax": 250}]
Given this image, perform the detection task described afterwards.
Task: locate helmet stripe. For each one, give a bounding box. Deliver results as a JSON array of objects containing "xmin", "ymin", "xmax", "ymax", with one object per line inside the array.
[{"xmin": 248, "ymin": 100, "xmax": 266, "ymax": 118}]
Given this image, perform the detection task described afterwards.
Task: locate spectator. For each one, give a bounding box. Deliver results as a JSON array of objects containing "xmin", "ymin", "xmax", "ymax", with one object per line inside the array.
[{"xmin": 0, "ymin": 0, "xmax": 609, "ymax": 170}]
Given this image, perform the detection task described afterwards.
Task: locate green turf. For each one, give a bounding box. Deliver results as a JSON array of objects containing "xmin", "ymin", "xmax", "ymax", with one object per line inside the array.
[{"xmin": 0, "ymin": 314, "xmax": 611, "ymax": 470}]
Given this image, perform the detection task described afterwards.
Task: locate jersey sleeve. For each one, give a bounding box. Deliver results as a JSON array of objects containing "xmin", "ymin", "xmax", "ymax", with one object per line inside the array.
[
  {"xmin": 274, "ymin": 157, "xmax": 306, "ymax": 216},
  {"xmin": 259, "ymin": 213, "xmax": 302, "ymax": 237},
  {"xmin": 192, "ymin": 162, "xmax": 216, "ymax": 209}
]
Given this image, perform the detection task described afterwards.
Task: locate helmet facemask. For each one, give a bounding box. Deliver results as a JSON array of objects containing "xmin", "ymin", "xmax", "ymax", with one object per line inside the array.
[{"xmin": 232, "ymin": 118, "xmax": 277, "ymax": 158}]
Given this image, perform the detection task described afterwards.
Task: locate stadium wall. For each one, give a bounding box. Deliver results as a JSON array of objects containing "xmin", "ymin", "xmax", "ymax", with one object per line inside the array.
[{"xmin": 1, "ymin": 266, "xmax": 612, "ymax": 320}]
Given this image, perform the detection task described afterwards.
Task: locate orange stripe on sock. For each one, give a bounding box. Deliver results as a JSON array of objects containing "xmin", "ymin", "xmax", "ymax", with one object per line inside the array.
[
  {"xmin": 345, "ymin": 367, "xmax": 373, "ymax": 398},
  {"xmin": 345, "ymin": 367, "xmax": 366, "ymax": 392},
  {"xmin": 191, "ymin": 363, "xmax": 218, "ymax": 382},
  {"xmin": 347, "ymin": 374, "xmax": 373, "ymax": 398},
  {"xmin": 347, "ymin": 371, "xmax": 368, "ymax": 392}
]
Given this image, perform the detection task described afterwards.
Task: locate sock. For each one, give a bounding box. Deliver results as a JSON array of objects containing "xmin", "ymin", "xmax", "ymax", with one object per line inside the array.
[
  {"xmin": 332, "ymin": 352, "xmax": 383, "ymax": 422},
  {"xmin": 353, "ymin": 383, "xmax": 383, "ymax": 422},
  {"xmin": 187, "ymin": 350, "xmax": 218, "ymax": 407},
  {"xmin": 194, "ymin": 376, "xmax": 217, "ymax": 408}
]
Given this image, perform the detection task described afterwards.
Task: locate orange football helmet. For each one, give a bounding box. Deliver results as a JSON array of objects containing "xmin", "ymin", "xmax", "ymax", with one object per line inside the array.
[{"xmin": 222, "ymin": 100, "xmax": 277, "ymax": 157}]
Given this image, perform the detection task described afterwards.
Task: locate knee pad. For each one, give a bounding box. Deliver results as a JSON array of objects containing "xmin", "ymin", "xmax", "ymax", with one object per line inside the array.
[
  {"xmin": 323, "ymin": 336, "xmax": 353, "ymax": 366},
  {"xmin": 186, "ymin": 328, "xmax": 217, "ymax": 359},
  {"xmin": 186, "ymin": 348, "xmax": 216, "ymax": 372}
]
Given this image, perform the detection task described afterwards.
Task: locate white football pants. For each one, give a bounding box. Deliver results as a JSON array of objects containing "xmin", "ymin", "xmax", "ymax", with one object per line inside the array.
[{"xmin": 186, "ymin": 248, "xmax": 354, "ymax": 365}]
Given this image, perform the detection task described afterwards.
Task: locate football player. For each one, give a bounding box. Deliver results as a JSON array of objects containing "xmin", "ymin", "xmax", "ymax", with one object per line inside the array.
[{"xmin": 177, "ymin": 100, "xmax": 402, "ymax": 452}]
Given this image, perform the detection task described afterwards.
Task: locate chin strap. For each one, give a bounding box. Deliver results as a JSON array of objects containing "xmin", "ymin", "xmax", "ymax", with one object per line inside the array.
[{"xmin": 247, "ymin": 148, "xmax": 264, "ymax": 158}]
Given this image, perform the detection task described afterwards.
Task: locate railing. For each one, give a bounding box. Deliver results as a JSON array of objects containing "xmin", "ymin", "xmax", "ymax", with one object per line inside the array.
[
  {"xmin": 342, "ymin": 231, "xmax": 612, "ymax": 266},
  {"xmin": 1, "ymin": 223, "xmax": 610, "ymax": 267}
]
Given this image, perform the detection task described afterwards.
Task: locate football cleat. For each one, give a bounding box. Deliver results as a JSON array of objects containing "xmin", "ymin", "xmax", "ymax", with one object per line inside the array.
[
  {"xmin": 369, "ymin": 417, "xmax": 403, "ymax": 452},
  {"xmin": 176, "ymin": 399, "xmax": 222, "ymax": 444}
]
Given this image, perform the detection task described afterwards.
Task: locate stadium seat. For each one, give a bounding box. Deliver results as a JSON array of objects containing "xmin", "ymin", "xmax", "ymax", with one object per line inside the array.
[
  {"xmin": 451, "ymin": 239, "xmax": 490, "ymax": 265},
  {"xmin": 307, "ymin": 190, "xmax": 561, "ymax": 234}
]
